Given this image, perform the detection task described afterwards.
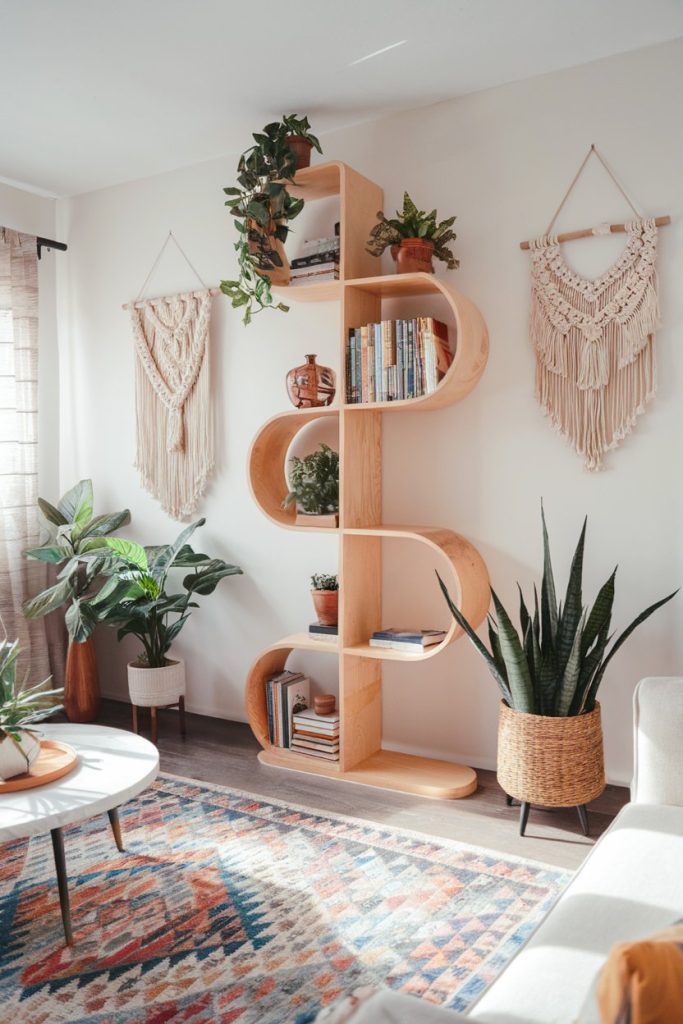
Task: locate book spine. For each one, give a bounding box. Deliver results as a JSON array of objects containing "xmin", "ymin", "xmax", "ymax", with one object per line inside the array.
[
  {"xmin": 360, "ymin": 325, "xmax": 369, "ymax": 403},
  {"xmin": 355, "ymin": 329, "xmax": 362, "ymax": 403},
  {"xmin": 346, "ymin": 330, "xmax": 353, "ymax": 403},
  {"xmin": 266, "ymin": 680, "xmax": 274, "ymax": 744},
  {"xmin": 396, "ymin": 320, "xmax": 404, "ymax": 400}
]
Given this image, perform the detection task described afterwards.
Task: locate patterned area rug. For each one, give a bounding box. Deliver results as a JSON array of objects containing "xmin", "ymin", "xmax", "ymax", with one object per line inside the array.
[{"xmin": 0, "ymin": 774, "xmax": 570, "ymax": 1023}]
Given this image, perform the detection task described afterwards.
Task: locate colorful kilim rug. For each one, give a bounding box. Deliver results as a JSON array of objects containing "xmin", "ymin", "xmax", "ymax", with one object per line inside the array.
[{"xmin": 0, "ymin": 774, "xmax": 570, "ymax": 1023}]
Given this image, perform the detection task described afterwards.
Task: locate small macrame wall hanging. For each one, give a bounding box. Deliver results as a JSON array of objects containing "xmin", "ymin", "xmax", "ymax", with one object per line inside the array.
[
  {"xmin": 124, "ymin": 232, "xmax": 217, "ymax": 519},
  {"xmin": 521, "ymin": 145, "xmax": 670, "ymax": 470}
]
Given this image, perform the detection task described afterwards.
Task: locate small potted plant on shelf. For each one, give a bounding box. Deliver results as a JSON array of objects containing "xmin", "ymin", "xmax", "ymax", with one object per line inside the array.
[
  {"xmin": 282, "ymin": 114, "xmax": 322, "ymax": 170},
  {"xmin": 220, "ymin": 114, "xmax": 322, "ymax": 326},
  {"xmin": 438, "ymin": 506, "xmax": 677, "ymax": 837},
  {"xmin": 22, "ymin": 479, "xmax": 130, "ymax": 723},
  {"xmin": 311, "ymin": 574, "xmax": 338, "ymax": 626},
  {"xmin": 89, "ymin": 518, "xmax": 242, "ymax": 711},
  {"xmin": 0, "ymin": 633, "xmax": 63, "ymax": 780},
  {"xmin": 283, "ymin": 443, "xmax": 339, "ymax": 527},
  {"xmin": 366, "ymin": 192, "xmax": 459, "ymax": 274}
]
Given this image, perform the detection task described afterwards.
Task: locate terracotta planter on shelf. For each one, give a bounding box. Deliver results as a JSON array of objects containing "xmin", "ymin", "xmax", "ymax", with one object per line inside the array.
[
  {"xmin": 127, "ymin": 658, "xmax": 186, "ymax": 709},
  {"xmin": 311, "ymin": 589, "xmax": 338, "ymax": 626},
  {"xmin": 64, "ymin": 637, "xmax": 100, "ymax": 723},
  {"xmin": 392, "ymin": 238, "xmax": 435, "ymax": 275},
  {"xmin": 286, "ymin": 135, "xmax": 313, "ymax": 170}
]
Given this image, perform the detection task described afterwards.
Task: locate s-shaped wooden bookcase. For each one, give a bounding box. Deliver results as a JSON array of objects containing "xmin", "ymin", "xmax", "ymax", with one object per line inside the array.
[{"xmin": 245, "ymin": 161, "xmax": 490, "ymax": 799}]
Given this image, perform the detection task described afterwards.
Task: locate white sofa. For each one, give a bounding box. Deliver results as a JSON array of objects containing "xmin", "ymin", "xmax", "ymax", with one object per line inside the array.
[{"xmin": 342, "ymin": 677, "xmax": 683, "ymax": 1024}]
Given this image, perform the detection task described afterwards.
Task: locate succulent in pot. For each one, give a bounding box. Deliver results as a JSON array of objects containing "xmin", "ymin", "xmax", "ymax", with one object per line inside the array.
[
  {"xmin": 283, "ymin": 443, "xmax": 339, "ymax": 528},
  {"xmin": 282, "ymin": 114, "xmax": 322, "ymax": 171},
  {"xmin": 438, "ymin": 505, "xmax": 677, "ymax": 836},
  {"xmin": 366, "ymin": 192, "xmax": 459, "ymax": 275},
  {"xmin": 22, "ymin": 479, "xmax": 130, "ymax": 723},
  {"xmin": 311, "ymin": 574, "xmax": 339, "ymax": 626},
  {"xmin": 0, "ymin": 633, "xmax": 63, "ymax": 780}
]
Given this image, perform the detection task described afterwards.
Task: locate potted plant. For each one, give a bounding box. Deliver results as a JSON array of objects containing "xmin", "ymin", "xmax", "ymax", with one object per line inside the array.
[
  {"xmin": 22, "ymin": 479, "xmax": 130, "ymax": 723},
  {"xmin": 283, "ymin": 443, "xmax": 339, "ymax": 527},
  {"xmin": 220, "ymin": 114, "xmax": 322, "ymax": 325},
  {"xmin": 89, "ymin": 518, "xmax": 242, "ymax": 711},
  {"xmin": 366, "ymin": 192, "xmax": 459, "ymax": 274},
  {"xmin": 282, "ymin": 114, "xmax": 322, "ymax": 171},
  {"xmin": 311, "ymin": 574, "xmax": 338, "ymax": 626},
  {"xmin": 438, "ymin": 507, "xmax": 677, "ymax": 836},
  {"xmin": 0, "ymin": 634, "xmax": 63, "ymax": 780}
]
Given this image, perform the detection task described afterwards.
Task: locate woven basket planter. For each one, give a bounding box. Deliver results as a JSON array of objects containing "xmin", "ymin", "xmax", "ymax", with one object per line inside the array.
[
  {"xmin": 497, "ymin": 700, "xmax": 606, "ymax": 807},
  {"xmin": 127, "ymin": 658, "xmax": 185, "ymax": 708}
]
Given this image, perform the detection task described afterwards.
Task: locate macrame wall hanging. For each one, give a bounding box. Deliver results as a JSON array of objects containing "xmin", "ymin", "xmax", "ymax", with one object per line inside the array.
[
  {"xmin": 123, "ymin": 232, "xmax": 217, "ymax": 519},
  {"xmin": 520, "ymin": 145, "xmax": 671, "ymax": 470}
]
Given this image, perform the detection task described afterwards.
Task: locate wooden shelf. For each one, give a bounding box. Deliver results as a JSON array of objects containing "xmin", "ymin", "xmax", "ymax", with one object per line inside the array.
[{"xmin": 245, "ymin": 160, "xmax": 490, "ymax": 800}]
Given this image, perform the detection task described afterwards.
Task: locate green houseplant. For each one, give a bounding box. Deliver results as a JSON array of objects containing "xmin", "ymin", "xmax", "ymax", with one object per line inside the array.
[
  {"xmin": 366, "ymin": 192, "xmax": 459, "ymax": 275},
  {"xmin": 438, "ymin": 507, "xmax": 677, "ymax": 836},
  {"xmin": 220, "ymin": 114, "xmax": 322, "ymax": 326},
  {"xmin": 311, "ymin": 573, "xmax": 339, "ymax": 626},
  {"xmin": 281, "ymin": 114, "xmax": 322, "ymax": 170},
  {"xmin": 0, "ymin": 634, "xmax": 63, "ymax": 780},
  {"xmin": 283, "ymin": 443, "xmax": 339, "ymax": 527},
  {"xmin": 22, "ymin": 479, "xmax": 130, "ymax": 722},
  {"xmin": 90, "ymin": 518, "xmax": 242, "ymax": 710}
]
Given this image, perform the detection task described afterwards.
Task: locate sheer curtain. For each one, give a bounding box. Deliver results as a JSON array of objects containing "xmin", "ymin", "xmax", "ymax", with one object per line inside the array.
[{"xmin": 0, "ymin": 227, "xmax": 59, "ymax": 683}]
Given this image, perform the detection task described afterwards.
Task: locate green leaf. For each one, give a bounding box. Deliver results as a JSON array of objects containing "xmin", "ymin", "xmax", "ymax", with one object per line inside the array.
[
  {"xmin": 23, "ymin": 545, "xmax": 68, "ymax": 564},
  {"xmin": 555, "ymin": 517, "xmax": 586, "ymax": 677},
  {"xmin": 102, "ymin": 538, "xmax": 148, "ymax": 570},
  {"xmin": 540, "ymin": 502, "xmax": 559, "ymax": 651},
  {"xmin": 57, "ymin": 479, "xmax": 93, "ymax": 527},
  {"xmin": 150, "ymin": 519, "xmax": 206, "ymax": 584},
  {"xmin": 491, "ymin": 589, "xmax": 535, "ymax": 713},
  {"xmin": 183, "ymin": 560, "xmax": 242, "ymax": 596},
  {"xmin": 38, "ymin": 497, "xmax": 68, "ymax": 527},
  {"xmin": 582, "ymin": 568, "xmax": 616, "ymax": 657},
  {"xmin": 79, "ymin": 509, "xmax": 131, "ymax": 540},
  {"xmin": 171, "ymin": 545, "xmax": 210, "ymax": 567},
  {"xmin": 65, "ymin": 599, "xmax": 98, "ymax": 642},
  {"xmin": 22, "ymin": 577, "xmax": 74, "ymax": 619},
  {"xmin": 556, "ymin": 613, "xmax": 584, "ymax": 716},
  {"xmin": 437, "ymin": 573, "xmax": 511, "ymax": 703}
]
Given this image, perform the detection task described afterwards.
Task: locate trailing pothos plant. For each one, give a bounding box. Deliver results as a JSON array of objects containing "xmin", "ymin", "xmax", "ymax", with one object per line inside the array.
[
  {"xmin": 22, "ymin": 479, "xmax": 131, "ymax": 642},
  {"xmin": 0, "ymin": 633, "xmax": 63, "ymax": 767},
  {"xmin": 221, "ymin": 115, "xmax": 321, "ymax": 325},
  {"xmin": 87, "ymin": 518, "xmax": 243, "ymax": 668},
  {"xmin": 366, "ymin": 192, "xmax": 459, "ymax": 269},
  {"xmin": 438, "ymin": 506, "xmax": 677, "ymax": 717},
  {"xmin": 283, "ymin": 444, "xmax": 339, "ymax": 516}
]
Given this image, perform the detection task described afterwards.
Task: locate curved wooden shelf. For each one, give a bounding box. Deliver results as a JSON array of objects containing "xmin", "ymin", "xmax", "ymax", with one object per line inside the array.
[
  {"xmin": 274, "ymin": 280, "xmax": 342, "ymax": 303},
  {"xmin": 248, "ymin": 407, "xmax": 339, "ymax": 530}
]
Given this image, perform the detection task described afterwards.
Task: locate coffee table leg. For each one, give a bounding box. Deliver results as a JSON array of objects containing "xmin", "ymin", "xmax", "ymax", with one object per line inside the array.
[
  {"xmin": 50, "ymin": 827, "xmax": 73, "ymax": 946},
  {"xmin": 108, "ymin": 807, "xmax": 124, "ymax": 852}
]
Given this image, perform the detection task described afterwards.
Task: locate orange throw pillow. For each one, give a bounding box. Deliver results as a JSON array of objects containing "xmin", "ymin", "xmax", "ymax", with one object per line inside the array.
[{"xmin": 598, "ymin": 923, "xmax": 683, "ymax": 1024}]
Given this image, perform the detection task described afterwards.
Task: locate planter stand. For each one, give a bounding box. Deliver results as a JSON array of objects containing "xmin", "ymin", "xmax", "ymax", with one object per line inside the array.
[
  {"xmin": 132, "ymin": 696, "xmax": 186, "ymax": 746},
  {"xmin": 505, "ymin": 792, "xmax": 590, "ymax": 837}
]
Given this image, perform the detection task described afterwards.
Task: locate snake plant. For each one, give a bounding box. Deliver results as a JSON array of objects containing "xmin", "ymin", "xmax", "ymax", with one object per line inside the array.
[{"xmin": 438, "ymin": 507, "xmax": 677, "ymax": 717}]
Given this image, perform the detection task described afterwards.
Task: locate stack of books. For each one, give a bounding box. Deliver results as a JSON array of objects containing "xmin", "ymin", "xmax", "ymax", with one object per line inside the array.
[
  {"xmin": 345, "ymin": 317, "xmax": 453, "ymax": 403},
  {"xmin": 290, "ymin": 235, "xmax": 340, "ymax": 286},
  {"xmin": 266, "ymin": 670, "xmax": 310, "ymax": 747},
  {"xmin": 308, "ymin": 623, "xmax": 338, "ymax": 643},
  {"xmin": 291, "ymin": 707, "xmax": 340, "ymax": 760},
  {"xmin": 369, "ymin": 628, "xmax": 447, "ymax": 652}
]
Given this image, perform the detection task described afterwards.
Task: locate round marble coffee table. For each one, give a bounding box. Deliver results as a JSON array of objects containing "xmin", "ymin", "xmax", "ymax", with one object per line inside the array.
[{"xmin": 0, "ymin": 723, "xmax": 159, "ymax": 945}]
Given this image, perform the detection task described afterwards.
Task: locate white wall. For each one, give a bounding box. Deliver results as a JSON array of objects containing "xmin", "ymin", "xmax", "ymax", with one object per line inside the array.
[
  {"xmin": 0, "ymin": 182, "xmax": 60, "ymax": 501},
  {"xmin": 56, "ymin": 39, "xmax": 683, "ymax": 784}
]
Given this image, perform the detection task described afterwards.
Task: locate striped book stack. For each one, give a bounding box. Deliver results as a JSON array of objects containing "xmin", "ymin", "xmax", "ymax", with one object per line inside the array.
[{"xmin": 291, "ymin": 707, "xmax": 340, "ymax": 761}]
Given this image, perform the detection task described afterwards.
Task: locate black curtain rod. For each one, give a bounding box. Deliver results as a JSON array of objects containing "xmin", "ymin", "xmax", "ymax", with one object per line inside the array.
[{"xmin": 36, "ymin": 236, "xmax": 67, "ymax": 260}]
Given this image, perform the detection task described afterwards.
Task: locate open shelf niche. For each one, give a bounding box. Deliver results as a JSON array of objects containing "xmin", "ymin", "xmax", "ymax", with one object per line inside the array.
[{"xmin": 246, "ymin": 160, "xmax": 490, "ymax": 800}]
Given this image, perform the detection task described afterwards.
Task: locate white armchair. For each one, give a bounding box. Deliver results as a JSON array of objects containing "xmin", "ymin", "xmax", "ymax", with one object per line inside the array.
[{"xmin": 631, "ymin": 676, "xmax": 683, "ymax": 806}]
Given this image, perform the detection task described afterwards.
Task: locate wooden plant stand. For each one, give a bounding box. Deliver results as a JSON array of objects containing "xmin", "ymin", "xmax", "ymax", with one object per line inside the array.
[
  {"xmin": 132, "ymin": 696, "xmax": 186, "ymax": 747},
  {"xmin": 245, "ymin": 161, "xmax": 490, "ymax": 800}
]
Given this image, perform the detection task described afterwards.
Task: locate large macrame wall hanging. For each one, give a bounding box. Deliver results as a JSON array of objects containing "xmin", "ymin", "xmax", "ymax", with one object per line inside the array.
[
  {"xmin": 521, "ymin": 146, "xmax": 670, "ymax": 470},
  {"xmin": 124, "ymin": 233, "xmax": 217, "ymax": 519}
]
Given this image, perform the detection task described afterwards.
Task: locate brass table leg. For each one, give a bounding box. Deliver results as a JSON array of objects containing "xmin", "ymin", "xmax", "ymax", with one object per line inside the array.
[
  {"xmin": 107, "ymin": 807, "xmax": 125, "ymax": 852},
  {"xmin": 50, "ymin": 827, "xmax": 73, "ymax": 946}
]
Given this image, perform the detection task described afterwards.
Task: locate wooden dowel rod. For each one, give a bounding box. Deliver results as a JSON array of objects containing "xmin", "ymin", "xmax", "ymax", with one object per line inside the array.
[
  {"xmin": 121, "ymin": 287, "xmax": 219, "ymax": 310},
  {"xmin": 519, "ymin": 215, "xmax": 671, "ymax": 251}
]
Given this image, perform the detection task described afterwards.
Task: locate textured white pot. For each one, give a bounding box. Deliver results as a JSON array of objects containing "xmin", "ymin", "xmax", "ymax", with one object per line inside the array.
[
  {"xmin": 127, "ymin": 658, "xmax": 185, "ymax": 708},
  {"xmin": 0, "ymin": 730, "xmax": 41, "ymax": 780}
]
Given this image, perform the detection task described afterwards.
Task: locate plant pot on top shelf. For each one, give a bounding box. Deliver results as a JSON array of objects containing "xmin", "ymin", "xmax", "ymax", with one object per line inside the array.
[
  {"xmin": 311, "ymin": 574, "xmax": 339, "ymax": 626},
  {"xmin": 282, "ymin": 114, "xmax": 322, "ymax": 171},
  {"xmin": 366, "ymin": 192, "xmax": 459, "ymax": 277},
  {"xmin": 391, "ymin": 238, "xmax": 435, "ymax": 275}
]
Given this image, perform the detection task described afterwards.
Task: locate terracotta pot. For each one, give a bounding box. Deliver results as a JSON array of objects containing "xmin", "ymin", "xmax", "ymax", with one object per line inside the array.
[
  {"xmin": 0, "ymin": 730, "xmax": 40, "ymax": 780},
  {"xmin": 497, "ymin": 701, "xmax": 605, "ymax": 807},
  {"xmin": 64, "ymin": 637, "xmax": 100, "ymax": 723},
  {"xmin": 393, "ymin": 238, "xmax": 435, "ymax": 275},
  {"xmin": 127, "ymin": 657, "xmax": 186, "ymax": 709},
  {"xmin": 286, "ymin": 135, "xmax": 313, "ymax": 170},
  {"xmin": 312, "ymin": 589, "xmax": 338, "ymax": 626}
]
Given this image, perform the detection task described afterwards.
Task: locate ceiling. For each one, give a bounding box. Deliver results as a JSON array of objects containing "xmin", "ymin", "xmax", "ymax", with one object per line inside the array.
[{"xmin": 2, "ymin": 0, "xmax": 682, "ymax": 197}]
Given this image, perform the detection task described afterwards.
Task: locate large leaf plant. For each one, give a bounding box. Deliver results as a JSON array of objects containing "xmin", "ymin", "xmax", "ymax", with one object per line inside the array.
[
  {"xmin": 89, "ymin": 518, "xmax": 243, "ymax": 668},
  {"xmin": 221, "ymin": 115, "xmax": 320, "ymax": 325},
  {"xmin": 438, "ymin": 507, "xmax": 677, "ymax": 716},
  {"xmin": 0, "ymin": 633, "xmax": 63, "ymax": 767},
  {"xmin": 366, "ymin": 192, "xmax": 459, "ymax": 269}
]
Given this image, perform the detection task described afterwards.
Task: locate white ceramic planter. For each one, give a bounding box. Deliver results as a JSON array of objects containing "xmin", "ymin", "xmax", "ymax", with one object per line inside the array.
[
  {"xmin": 127, "ymin": 658, "xmax": 186, "ymax": 708},
  {"xmin": 0, "ymin": 729, "xmax": 41, "ymax": 780}
]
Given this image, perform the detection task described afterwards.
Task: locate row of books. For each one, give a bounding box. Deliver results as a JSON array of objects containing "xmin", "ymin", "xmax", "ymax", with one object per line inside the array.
[
  {"xmin": 290, "ymin": 235, "xmax": 340, "ymax": 286},
  {"xmin": 266, "ymin": 670, "xmax": 310, "ymax": 747},
  {"xmin": 346, "ymin": 317, "xmax": 453, "ymax": 404},
  {"xmin": 368, "ymin": 628, "xmax": 447, "ymax": 652},
  {"xmin": 308, "ymin": 622, "xmax": 338, "ymax": 643},
  {"xmin": 290, "ymin": 707, "xmax": 340, "ymax": 761}
]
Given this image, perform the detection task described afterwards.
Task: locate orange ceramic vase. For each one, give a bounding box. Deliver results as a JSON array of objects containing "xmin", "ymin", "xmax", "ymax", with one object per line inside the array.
[{"xmin": 64, "ymin": 638, "xmax": 100, "ymax": 723}]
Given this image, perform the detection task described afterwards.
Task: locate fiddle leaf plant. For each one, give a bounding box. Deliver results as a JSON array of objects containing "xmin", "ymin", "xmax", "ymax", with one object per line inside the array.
[
  {"xmin": 283, "ymin": 443, "xmax": 339, "ymax": 516},
  {"xmin": 221, "ymin": 115, "xmax": 321, "ymax": 326},
  {"xmin": 366, "ymin": 191, "xmax": 459, "ymax": 269},
  {"xmin": 438, "ymin": 506, "xmax": 678, "ymax": 717}
]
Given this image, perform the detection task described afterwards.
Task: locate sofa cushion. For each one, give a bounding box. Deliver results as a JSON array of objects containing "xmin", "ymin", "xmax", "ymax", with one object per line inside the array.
[
  {"xmin": 467, "ymin": 802, "xmax": 683, "ymax": 1024},
  {"xmin": 595, "ymin": 921, "xmax": 683, "ymax": 1024}
]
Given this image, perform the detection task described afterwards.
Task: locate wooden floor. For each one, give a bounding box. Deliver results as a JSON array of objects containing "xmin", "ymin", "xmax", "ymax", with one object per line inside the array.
[{"xmin": 98, "ymin": 699, "xmax": 629, "ymax": 871}]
